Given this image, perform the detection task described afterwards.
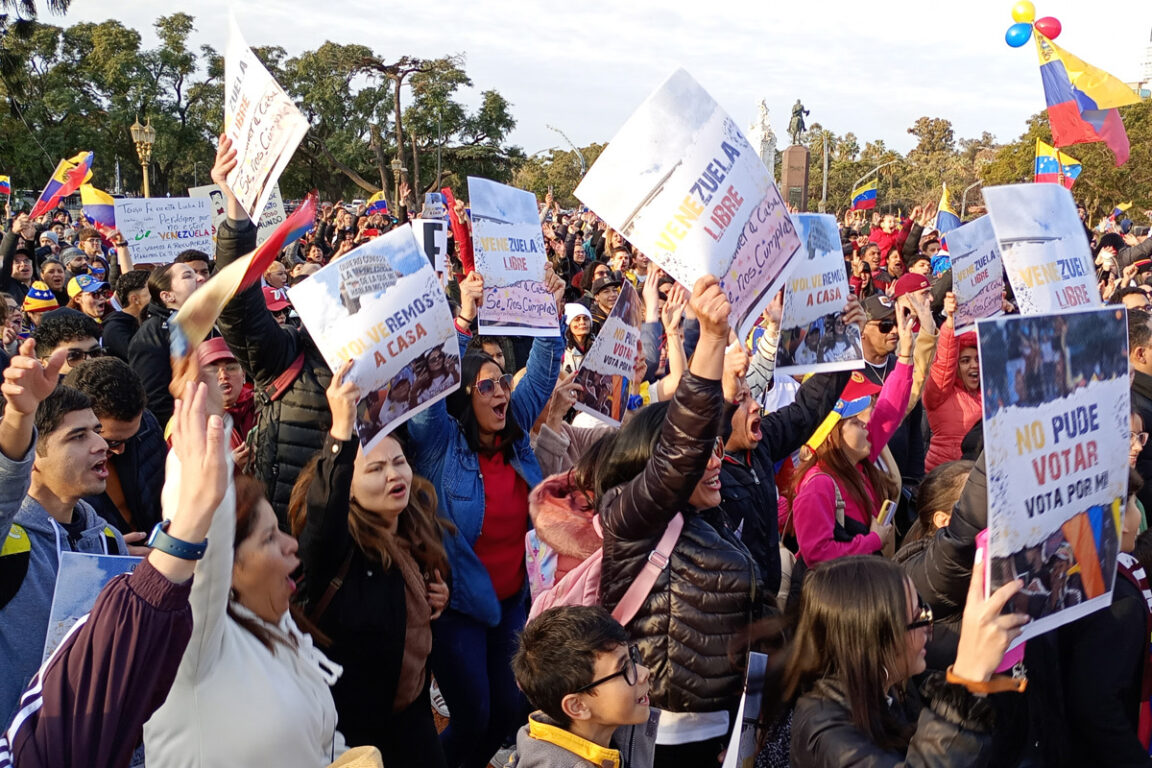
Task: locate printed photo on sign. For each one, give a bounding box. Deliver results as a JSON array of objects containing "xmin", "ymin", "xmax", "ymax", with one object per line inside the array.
[
  {"xmin": 467, "ymin": 177, "xmax": 558, "ymax": 336},
  {"xmin": 574, "ymin": 68, "xmax": 801, "ymax": 342},
  {"xmin": 288, "ymin": 224, "xmax": 459, "ymax": 450},
  {"xmin": 44, "ymin": 552, "xmax": 140, "ymax": 662},
  {"xmin": 112, "ymin": 197, "xmax": 214, "ymax": 264},
  {"xmin": 977, "ymin": 307, "xmax": 1129, "ymax": 644},
  {"xmin": 190, "ymin": 183, "xmax": 287, "ymax": 246},
  {"xmin": 775, "ymin": 213, "xmax": 863, "ymax": 375},
  {"xmin": 946, "ymin": 216, "xmax": 1005, "ymax": 335},
  {"xmin": 572, "ymin": 281, "xmax": 643, "ymax": 426},
  {"xmin": 224, "ymin": 16, "xmax": 309, "ymax": 220},
  {"xmin": 983, "ymin": 184, "xmax": 1098, "ymax": 316}
]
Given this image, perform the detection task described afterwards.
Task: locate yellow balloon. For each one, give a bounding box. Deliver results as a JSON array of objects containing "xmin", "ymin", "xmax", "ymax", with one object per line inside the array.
[{"xmin": 1011, "ymin": 0, "xmax": 1035, "ymax": 23}]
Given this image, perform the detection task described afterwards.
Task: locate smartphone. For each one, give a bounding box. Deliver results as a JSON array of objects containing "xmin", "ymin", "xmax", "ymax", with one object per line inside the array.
[{"xmin": 876, "ymin": 498, "xmax": 896, "ymax": 527}]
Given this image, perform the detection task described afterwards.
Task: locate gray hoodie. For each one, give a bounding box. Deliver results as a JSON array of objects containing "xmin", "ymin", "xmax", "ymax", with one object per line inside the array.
[
  {"xmin": 0, "ymin": 434, "xmax": 126, "ymax": 728},
  {"xmin": 509, "ymin": 711, "xmax": 658, "ymax": 768}
]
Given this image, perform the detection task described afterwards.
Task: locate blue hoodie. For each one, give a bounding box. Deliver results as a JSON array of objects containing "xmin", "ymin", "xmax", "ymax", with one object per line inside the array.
[{"xmin": 0, "ymin": 434, "xmax": 126, "ymax": 728}]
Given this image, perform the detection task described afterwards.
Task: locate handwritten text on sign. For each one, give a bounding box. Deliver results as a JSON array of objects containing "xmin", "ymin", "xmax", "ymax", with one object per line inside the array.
[{"xmin": 112, "ymin": 197, "xmax": 213, "ymax": 264}]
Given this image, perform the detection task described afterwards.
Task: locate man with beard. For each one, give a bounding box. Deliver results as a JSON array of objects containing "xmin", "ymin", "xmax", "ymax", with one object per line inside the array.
[{"xmin": 0, "ymin": 339, "xmax": 127, "ymax": 728}]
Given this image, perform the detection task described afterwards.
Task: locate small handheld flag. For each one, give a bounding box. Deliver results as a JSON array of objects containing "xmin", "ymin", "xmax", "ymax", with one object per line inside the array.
[
  {"xmin": 364, "ymin": 191, "xmax": 389, "ymax": 216},
  {"xmin": 934, "ymin": 183, "xmax": 961, "ymax": 234},
  {"xmin": 850, "ymin": 180, "xmax": 877, "ymax": 211},
  {"xmin": 0, "ymin": 176, "xmax": 10, "ymax": 197},
  {"xmin": 29, "ymin": 152, "xmax": 93, "ymax": 219},
  {"xmin": 80, "ymin": 184, "xmax": 117, "ymax": 234},
  {"xmin": 1033, "ymin": 139, "xmax": 1081, "ymax": 188}
]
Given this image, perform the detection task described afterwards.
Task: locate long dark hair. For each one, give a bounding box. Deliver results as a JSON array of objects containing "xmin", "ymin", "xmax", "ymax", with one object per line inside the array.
[
  {"xmin": 591, "ymin": 401, "xmax": 669, "ymax": 504},
  {"xmin": 288, "ymin": 434, "xmax": 452, "ymax": 578},
  {"xmin": 783, "ymin": 556, "xmax": 916, "ymax": 751},
  {"xmin": 445, "ymin": 352, "xmax": 523, "ymax": 459},
  {"xmin": 905, "ymin": 459, "xmax": 973, "ymax": 542},
  {"xmin": 790, "ymin": 416, "xmax": 896, "ymax": 514}
]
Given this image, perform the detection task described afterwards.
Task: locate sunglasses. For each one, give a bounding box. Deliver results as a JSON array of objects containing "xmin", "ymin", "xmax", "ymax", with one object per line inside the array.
[
  {"xmin": 906, "ymin": 596, "xmax": 934, "ymax": 633},
  {"xmin": 572, "ymin": 644, "xmax": 643, "ymax": 693},
  {"xmin": 871, "ymin": 319, "xmax": 896, "ymax": 333},
  {"xmin": 471, "ymin": 373, "xmax": 512, "ymax": 397},
  {"xmin": 64, "ymin": 346, "xmax": 107, "ymax": 365}
]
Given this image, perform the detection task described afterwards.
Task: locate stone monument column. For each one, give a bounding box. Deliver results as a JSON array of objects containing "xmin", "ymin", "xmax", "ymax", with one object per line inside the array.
[
  {"xmin": 747, "ymin": 99, "xmax": 777, "ymax": 182},
  {"xmin": 781, "ymin": 99, "xmax": 811, "ymax": 211}
]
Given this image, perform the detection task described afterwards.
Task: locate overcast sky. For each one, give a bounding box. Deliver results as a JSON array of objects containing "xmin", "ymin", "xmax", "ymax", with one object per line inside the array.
[{"xmin": 58, "ymin": 0, "xmax": 1152, "ymax": 156}]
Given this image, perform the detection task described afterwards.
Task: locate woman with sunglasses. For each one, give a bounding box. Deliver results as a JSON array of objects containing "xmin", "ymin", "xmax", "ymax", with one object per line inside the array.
[
  {"xmin": 407, "ymin": 267, "xmax": 565, "ymax": 768},
  {"xmin": 594, "ymin": 276, "xmax": 764, "ymax": 766},
  {"xmin": 774, "ymin": 556, "xmax": 1028, "ymax": 768}
]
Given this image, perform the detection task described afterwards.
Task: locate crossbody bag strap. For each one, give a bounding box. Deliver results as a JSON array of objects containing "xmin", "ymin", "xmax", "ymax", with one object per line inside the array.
[
  {"xmin": 611, "ymin": 513, "xmax": 684, "ymax": 626},
  {"xmin": 308, "ymin": 548, "xmax": 354, "ymax": 624}
]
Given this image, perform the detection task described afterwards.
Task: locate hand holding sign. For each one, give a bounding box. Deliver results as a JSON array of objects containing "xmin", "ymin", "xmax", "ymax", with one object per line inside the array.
[
  {"xmin": 458, "ymin": 271, "xmax": 484, "ymax": 324},
  {"xmin": 326, "ymin": 359, "xmax": 360, "ymax": 441},
  {"xmin": 953, "ymin": 555, "xmax": 1028, "ymax": 683}
]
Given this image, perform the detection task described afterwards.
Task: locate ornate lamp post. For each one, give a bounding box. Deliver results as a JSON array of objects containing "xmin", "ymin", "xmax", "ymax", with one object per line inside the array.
[{"xmin": 130, "ymin": 117, "xmax": 157, "ymax": 197}]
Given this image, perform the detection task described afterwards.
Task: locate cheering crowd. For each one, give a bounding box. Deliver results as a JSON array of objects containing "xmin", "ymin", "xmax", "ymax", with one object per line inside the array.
[{"xmin": 2, "ymin": 133, "xmax": 1152, "ymax": 768}]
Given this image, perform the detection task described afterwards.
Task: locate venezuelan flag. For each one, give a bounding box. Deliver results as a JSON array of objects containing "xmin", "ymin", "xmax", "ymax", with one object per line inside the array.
[
  {"xmin": 168, "ymin": 192, "xmax": 318, "ymax": 368},
  {"xmin": 365, "ymin": 191, "xmax": 389, "ymax": 216},
  {"xmin": 80, "ymin": 184, "xmax": 117, "ymax": 233},
  {"xmin": 29, "ymin": 152, "xmax": 93, "ymax": 219},
  {"xmin": 934, "ymin": 183, "xmax": 961, "ymax": 234},
  {"xmin": 0, "ymin": 176, "xmax": 10, "ymax": 197},
  {"xmin": 1033, "ymin": 139, "xmax": 1081, "ymax": 189},
  {"xmin": 1034, "ymin": 32, "xmax": 1140, "ymax": 167},
  {"xmin": 850, "ymin": 180, "xmax": 877, "ymax": 211}
]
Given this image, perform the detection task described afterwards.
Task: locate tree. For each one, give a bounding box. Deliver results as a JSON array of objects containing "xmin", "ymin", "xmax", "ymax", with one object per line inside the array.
[{"xmin": 512, "ymin": 144, "xmax": 606, "ymax": 207}]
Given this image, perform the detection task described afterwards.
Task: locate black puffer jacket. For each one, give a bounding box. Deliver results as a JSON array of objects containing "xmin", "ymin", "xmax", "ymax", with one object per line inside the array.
[
  {"xmin": 128, "ymin": 302, "xmax": 177, "ymax": 427},
  {"xmin": 790, "ymin": 675, "xmax": 995, "ymax": 768},
  {"xmin": 215, "ymin": 217, "xmax": 332, "ymax": 525},
  {"xmin": 599, "ymin": 371, "xmax": 764, "ymax": 714}
]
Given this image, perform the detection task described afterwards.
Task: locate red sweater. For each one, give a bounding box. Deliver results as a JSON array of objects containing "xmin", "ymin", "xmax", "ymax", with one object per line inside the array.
[
  {"xmin": 924, "ymin": 323, "xmax": 983, "ymax": 471},
  {"xmin": 474, "ymin": 450, "xmax": 530, "ymax": 599},
  {"xmin": 867, "ymin": 218, "xmax": 912, "ymax": 256}
]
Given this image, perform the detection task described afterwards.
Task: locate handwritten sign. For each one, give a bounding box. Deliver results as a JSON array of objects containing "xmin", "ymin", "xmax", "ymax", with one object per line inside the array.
[
  {"xmin": 468, "ymin": 177, "xmax": 558, "ymax": 337},
  {"xmin": 575, "ymin": 69, "xmax": 801, "ymax": 341},
  {"xmin": 947, "ymin": 216, "xmax": 1005, "ymax": 335},
  {"xmin": 112, "ymin": 197, "xmax": 214, "ymax": 264},
  {"xmin": 189, "ymin": 183, "xmax": 287, "ymax": 246},
  {"xmin": 775, "ymin": 214, "xmax": 863, "ymax": 376},
  {"xmin": 288, "ymin": 224, "xmax": 459, "ymax": 450},
  {"xmin": 572, "ymin": 281, "xmax": 643, "ymax": 426},
  {"xmin": 984, "ymin": 184, "xmax": 1098, "ymax": 316},
  {"xmin": 224, "ymin": 16, "xmax": 309, "ymax": 220},
  {"xmin": 978, "ymin": 307, "xmax": 1128, "ymax": 645}
]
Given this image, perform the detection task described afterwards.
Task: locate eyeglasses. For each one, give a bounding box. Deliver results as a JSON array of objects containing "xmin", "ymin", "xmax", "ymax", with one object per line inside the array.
[
  {"xmin": 205, "ymin": 362, "xmax": 243, "ymax": 376},
  {"xmin": 104, "ymin": 438, "xmax": 127, "ymax": 451},
  {"xmin": 471, "ymin": 373, "xmax": 512, "ymax": 397},
  {"xmin": 64, "ymin": 346, "xmax": 106, "ymax": 365},
  {"xmin": 871, "ymin": 319, "xmax": 895, "ymax": 333},
  {"xmin": 1132, "ymin": 431, "xmax": 1149, "ymax": 447},
  {"xmin": 572, "ymin": 644, "xmax": 643, "ymax": 694},
  {"xmin": 906, "ymin": 596, "xmax": 934, "ymax": 633}
]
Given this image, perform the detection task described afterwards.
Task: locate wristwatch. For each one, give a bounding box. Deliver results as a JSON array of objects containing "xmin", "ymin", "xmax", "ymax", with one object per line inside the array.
[{"xmin": 146, "ymin": 520, "xmax": 208, "ymax": 561}]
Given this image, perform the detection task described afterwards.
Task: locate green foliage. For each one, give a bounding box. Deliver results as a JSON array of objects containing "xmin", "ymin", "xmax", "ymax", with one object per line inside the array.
[{"xmin": 512, "ymin": 144, "xmax": 606, "ymax": 208}]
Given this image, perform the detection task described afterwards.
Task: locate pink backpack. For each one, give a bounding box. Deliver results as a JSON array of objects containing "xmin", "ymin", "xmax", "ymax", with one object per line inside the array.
[{"xmin": 528, "ymin": 513, "xmax": 684, "ymax": 625}]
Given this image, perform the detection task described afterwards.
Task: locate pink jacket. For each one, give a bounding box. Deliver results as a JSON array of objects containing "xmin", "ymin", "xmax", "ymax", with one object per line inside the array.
[
  {"xmin": 793, "ymin": 361, "xmax": 912, "ymax": 565},
  {"xmin": 924, "ymin": 324, "xmax": 982, "ymax": 472}
]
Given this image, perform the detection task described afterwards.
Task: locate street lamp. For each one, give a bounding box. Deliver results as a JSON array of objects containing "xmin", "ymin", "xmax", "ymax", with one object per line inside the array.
[
  {"xmin": 390, "ymin": 158, "xmax": 407, "ymax": 210},
  {"xmin": 130, "ymin": 117, "xmax": 156, "ymax": 197}
]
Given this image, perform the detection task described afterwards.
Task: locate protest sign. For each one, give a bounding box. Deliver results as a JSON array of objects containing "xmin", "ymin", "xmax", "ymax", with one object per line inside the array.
[
  {"xmin": 44, "ymin": 552, "xmax": 140, "ymax": 661},
  {"xmin": 983, "ymin": 184, "xmax": 1098, "ymax": 315},
  {"xmin": 574, "ymin": 69, "xmax": 801, "ymax": 342},
  {"xmin": 423, "ymin": 192, "xmax": 447, "ymax": 220},
  {"xmin": 288, "ymin": 224, "xmax": 460, "ymax": 450},
  {"xmin": 467, "ymin": 177, "xmax": 558, "ymax": 336},
  {"xmin": 412, "ymin": 218, "xmax": 448, "ymax": 273},
  {"xmin": 977, "ymin": 307, "xmax": 1128, "ymax": 645},
  {"xmin": 721, "ymin": 652, "xmax": 769, "ymax": 768},
  {"xmin": 947, "ymin": 216, "xmax": 1005, "ymax": 334},
  {"xmin": 224, "ymin": 16, "xmax": 309, "ymax": 220},
  {"xmin": 572, "ymin": 281, "xmax": 642, "ymax": 426},
  {"xmin": 774, "ymin": 213, "xmax": 863, "ymax": 376},
  {"xmin": 189, "ymin": 183, "xmax": 287, "ymax": 246},
  {"xmin": 113, "ymin": 197, "xmax": 214, "ymax": 264}
]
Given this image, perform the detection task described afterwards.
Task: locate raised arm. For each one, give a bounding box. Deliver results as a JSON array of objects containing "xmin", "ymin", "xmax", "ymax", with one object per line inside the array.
[
  {"xmin": 925, "ymin": 293, "xmax": 959, "ymax": 411},
  {"xmin": 509, "ymin": 265, "xmax": 566, "ymax": 434}
]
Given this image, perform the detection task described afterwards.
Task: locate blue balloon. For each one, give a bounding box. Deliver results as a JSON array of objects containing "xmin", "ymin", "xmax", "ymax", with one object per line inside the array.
[{"xmin": 1005, "ymin": 22, "xmax": 1033, "ymax": 47}]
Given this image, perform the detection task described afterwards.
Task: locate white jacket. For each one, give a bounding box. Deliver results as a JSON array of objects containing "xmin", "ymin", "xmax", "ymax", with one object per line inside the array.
[{"xmin": 144, "ymin": 450, "xmax": 346, "ymax": 767}]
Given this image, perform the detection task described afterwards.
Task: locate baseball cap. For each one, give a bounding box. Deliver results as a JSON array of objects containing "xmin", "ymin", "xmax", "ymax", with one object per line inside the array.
[
  {"xmin": 263, "ymin": 285, "xmax": 290, "ymax": 312},
  {"xmin": 591, "ymin": 274, "xmax": 622, "ymax": 295},
  {"xmin": 805, "ymin": 371, "xmax": 883, "ymax": 451},
  {"xmin": 862, "ymin": 294, "xmax": 895, "ymax": 322},
  {"xmin": 67, "ymin": 274, "xmax": 109, "ymax": 299},
  {"xmin": 197, "ymin": 337, "xmax": 238, "ymax": 367},
  {"xmin": 892, "ymin": 273, "xmax": 931, "ymax": 298}
]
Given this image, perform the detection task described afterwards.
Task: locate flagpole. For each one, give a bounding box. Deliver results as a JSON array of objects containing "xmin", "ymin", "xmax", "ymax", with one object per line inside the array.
[{"xmin": 850, "ymin": 160, "xmax": 899, "ymax": 208}]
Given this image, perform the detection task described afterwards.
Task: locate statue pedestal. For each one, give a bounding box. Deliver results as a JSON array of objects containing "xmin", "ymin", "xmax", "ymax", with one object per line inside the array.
[{"xmin": 781, "ymin": 145, "xmax": 810, "ymax": 212}]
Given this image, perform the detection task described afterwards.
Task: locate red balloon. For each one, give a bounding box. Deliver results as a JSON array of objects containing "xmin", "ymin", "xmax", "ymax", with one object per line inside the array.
[{"xmin": 1034, "ymin": 16, "xmax": 1062, "ymax": 39}]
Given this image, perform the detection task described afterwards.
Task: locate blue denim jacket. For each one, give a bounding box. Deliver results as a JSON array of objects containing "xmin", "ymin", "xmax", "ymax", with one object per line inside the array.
[{"xmin": 409, "ymin": 329, "xmax": 563, "ymax": 626}]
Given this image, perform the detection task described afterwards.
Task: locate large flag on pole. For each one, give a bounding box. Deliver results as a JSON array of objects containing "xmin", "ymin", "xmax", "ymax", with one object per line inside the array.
[
  {"xmin": 934, "ymin": 183, "xmax": 961, "ymax": 234},
  {"xmin": 29, "ymin": 152, "xmax": 93, "ymax": 219},
  {"xmin": 1033, "ymin": 139, "xmax": 1081, "ymax": 189},
  {"xmin": 850, "ymin": 180, "xmax": 877, "ymax": 211},
  {"xmin": 1034, "ymin": 32, "xmax": 1140, "ymax": 166},
  {"xmin": 364, "ymin": 191, "xmax": 389, "ymax": 216},
  {"xmin": 80, "ymin": 184, "xmax": 117, "ymax": 234}
]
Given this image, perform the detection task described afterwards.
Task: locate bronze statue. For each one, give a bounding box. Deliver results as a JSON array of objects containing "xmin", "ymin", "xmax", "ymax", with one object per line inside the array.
[{"xmin": 788, "ymin": 100, "xmax": 809, "ymax": 146}]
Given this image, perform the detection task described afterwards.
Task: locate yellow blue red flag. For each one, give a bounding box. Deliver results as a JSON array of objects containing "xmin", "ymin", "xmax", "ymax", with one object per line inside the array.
[
  {"xmin": 1033, "ymin": 139, "xmax": 1081, "ymax": 189},
  {"xmin": 29, "ymin": 152, "xmax": 93, "ymax": 219}
]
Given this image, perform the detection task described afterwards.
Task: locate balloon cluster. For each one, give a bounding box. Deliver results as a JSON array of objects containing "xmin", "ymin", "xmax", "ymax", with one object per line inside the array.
[{"xmin": 1004, "ymin": 1, "xmax": 1062, "ymax": 48}]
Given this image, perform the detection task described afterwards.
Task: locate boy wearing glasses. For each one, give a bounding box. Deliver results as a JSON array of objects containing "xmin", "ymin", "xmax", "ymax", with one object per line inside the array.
[{"xmin": 511, "ymin": 606, "xmax": 657, "ymax": 768}]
